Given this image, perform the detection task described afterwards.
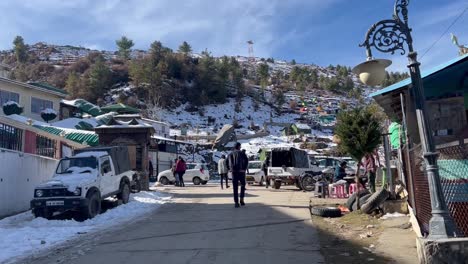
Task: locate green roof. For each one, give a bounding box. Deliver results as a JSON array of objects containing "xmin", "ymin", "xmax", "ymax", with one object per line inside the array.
[
  {"xmin": 33, "ymin": 125, "xmax": 99, "ymax": 146},
  {"xmin": 101, "ymin": 103, "xmax": 140, "ymax": 114},
  {"xmin": 28, "ymin": 82, "xmax": 68, "ymax": 95},
  {"xmin": 61, "ymin": 99, "xmax": 104, "ymax": 117}
]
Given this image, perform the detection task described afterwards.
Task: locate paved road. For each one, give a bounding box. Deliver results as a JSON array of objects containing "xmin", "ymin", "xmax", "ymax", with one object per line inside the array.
[{"xmin": 26, "ymin": 184, "xmax": 324, "ymax": 264}]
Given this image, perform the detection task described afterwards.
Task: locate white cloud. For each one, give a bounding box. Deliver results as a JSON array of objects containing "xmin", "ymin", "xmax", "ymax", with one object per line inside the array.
[{"xmin": 0, "ymin": 0, "xmax": 338, "ymax": 58}]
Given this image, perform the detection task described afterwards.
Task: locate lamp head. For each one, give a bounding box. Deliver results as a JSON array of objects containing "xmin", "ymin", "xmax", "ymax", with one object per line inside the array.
[{"xmin": 352, "ymin": 58, "xmax": 392, "ymax": 86}]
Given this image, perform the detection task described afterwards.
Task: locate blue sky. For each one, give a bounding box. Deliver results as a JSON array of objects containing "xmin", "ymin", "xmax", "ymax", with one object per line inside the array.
[{"xmin": 0, "ymin": 0, "xmax": 466, "ymax": 72}]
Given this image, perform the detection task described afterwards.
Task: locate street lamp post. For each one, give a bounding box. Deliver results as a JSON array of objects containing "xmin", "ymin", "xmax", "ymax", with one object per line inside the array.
[{"xmin": 353, "ymin": 0, "xmax": 458, "ymax": 239}]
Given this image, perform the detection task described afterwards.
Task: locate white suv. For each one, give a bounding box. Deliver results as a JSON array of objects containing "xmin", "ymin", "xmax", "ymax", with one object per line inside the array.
[
  {"xmin": 158, "ymin": 163, "xmax": 210, "ymax": 185},
  {"xmin": 246, "ymin": 161, "xmax": 265, "ymax": 185}
]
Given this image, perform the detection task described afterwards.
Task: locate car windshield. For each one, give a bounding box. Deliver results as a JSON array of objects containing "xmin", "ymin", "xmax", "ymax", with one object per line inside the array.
[
  {"xmin": 248, "ymin": 162, "xmax": 262, "ymax": 169},
  {"xmin": 56, "ymin": 157, "xmax": 98, "ymax": 174}
]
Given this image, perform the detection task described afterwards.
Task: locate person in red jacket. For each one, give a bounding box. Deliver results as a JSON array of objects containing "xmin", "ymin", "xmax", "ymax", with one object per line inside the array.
[{"xmin": 175, "ymin": 156, "xmax": 187, "ymax": 187}]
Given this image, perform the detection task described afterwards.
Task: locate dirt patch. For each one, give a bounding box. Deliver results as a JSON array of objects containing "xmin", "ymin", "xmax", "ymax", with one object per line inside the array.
[{"xmin": 309, "ymin": 197, "xmax": 417, "ymax": 263}]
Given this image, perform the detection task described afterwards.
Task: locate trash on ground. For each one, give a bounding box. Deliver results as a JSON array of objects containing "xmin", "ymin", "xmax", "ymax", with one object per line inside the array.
[{"xmin": 380, "ymin": 212, "xmax": 407, "ymax": 220}]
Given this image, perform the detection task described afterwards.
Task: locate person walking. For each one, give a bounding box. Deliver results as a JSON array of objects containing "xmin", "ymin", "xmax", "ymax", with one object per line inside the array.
[
  {"xmin": 263, "ymin": 153, "xmax": 270, "ymax": 188},
  {"xmin": 172, "ymin": 158, "xmax": 179, "ymax": 186},
  {"xmin": 218, "ymin": 155, "xmax": 229, "ymax": 189},
  {"xmin": 148, "ymin": 159, "xmax": 154, "ymax": 182},
  {"xmin": 175, "ymin": 157, "xmax": 187, "ymax": 187},
  {"xmin": 228, "ymin": 142, "xmax": 248, "ymax": 208},
  {"xmin": 364, "ymin": 152, "xmax": 380, "ymax": 193}
]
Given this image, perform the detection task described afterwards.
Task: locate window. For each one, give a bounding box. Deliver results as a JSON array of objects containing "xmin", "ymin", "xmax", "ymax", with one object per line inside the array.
[
  {"xmin": 36, "ymin": 134, "xmax": 56, "ymax": 158},
  {"xmin": 187, "ymin": 164, "xmax": 196, "ymax": 170},
  {"xmin": 100, "ymin": 157, "xmax": 111, "ymax": 175},
  {"xmin": 31, "ymin": 97, "xmax": 53, "ymax": 114},
  {"xmin": 0, "ymin": 122, "xmax": 23, "ymax": 151},
  {"xmin": 0, "ymin": 89, "xmax": 19, "ymax": 105}
]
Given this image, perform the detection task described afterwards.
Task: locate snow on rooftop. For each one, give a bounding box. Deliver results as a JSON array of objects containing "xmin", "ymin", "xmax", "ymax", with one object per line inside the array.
[{"xmin": 52, "ymin": 118, "xmax": 98, "ymax": 129}]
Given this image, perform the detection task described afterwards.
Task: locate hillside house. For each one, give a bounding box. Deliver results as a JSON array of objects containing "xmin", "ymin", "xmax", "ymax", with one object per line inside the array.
[
  {"xmin": 0, "ymin": 77, "xmax": 66, "ymax": 122},
  {"xmin": 0, "ymin": 63, "xmax": 11, "ymax": 78},
  {"xmin": 282, "ymin": 123, "xmax": 312, "ymax": 136}
]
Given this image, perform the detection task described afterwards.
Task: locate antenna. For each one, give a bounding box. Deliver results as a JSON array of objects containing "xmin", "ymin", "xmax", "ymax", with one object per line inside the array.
[{"xmin": 247, "ymin": 40, "xmax": 254, "ymax": 62}]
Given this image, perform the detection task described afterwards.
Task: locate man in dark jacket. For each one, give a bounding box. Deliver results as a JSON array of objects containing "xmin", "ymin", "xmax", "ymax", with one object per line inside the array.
[{"xmin": 228, "ymin": 142, "xmax": 248, "ymax": 208}]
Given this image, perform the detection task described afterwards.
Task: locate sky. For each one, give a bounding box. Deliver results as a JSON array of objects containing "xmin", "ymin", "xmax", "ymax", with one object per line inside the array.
[{"xmin": 0, "ymin": 0, "xmax": 466, "ymax": 72}]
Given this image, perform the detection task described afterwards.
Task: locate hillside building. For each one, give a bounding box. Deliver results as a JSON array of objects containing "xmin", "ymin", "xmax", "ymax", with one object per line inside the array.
[{"xmin": 0, "ymin": 77, "xmax": 67, "ymax": 122}]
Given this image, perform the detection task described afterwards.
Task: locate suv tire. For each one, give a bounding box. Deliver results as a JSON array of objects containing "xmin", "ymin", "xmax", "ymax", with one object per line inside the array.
[
  {"xmin": 301, "ymin": 174, "xmax": 316, "ymax": 192},
  {"xmin": 82, "ymin": 191, "xmax": 101, "ymax": 219},
  {"xmin": 118, "ymin": 182, "xmax": 131, "ymax": 204},
  {"xmin": 273, "ymin": 180, "xmax": 282, "ymax": 189},
  {"xmin": 33, "ymin": 208, "xmax": 52, "ymax": 219}
]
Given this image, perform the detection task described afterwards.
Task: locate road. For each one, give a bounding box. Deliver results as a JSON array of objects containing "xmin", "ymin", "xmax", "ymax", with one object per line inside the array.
[{"xmin": 25, "ymin": 184, "xmax": 324, "ymax": 264}]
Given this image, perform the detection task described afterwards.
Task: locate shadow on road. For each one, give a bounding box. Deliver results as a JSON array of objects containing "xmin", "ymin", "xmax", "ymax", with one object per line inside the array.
[{"xmin": 24, "ymin": 187, "xmax": 395, "ymax": 264}]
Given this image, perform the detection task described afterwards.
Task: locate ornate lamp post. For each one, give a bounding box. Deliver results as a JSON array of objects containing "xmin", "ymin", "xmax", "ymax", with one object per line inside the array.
[{"xmin": 353, "ymin": 0, "xmax": 458, "ymax": 239}]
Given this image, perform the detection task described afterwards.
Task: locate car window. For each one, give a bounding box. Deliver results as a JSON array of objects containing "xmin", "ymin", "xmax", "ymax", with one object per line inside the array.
[
  {"xmin": 100, "ymin": 157, "xmax": 111, "ymax": 175},
  {"xmin": 203, "ymin": 165, "xmax": 209, "ymax": 171},
  {"xmin": 186, "ymin": 164, "xmax": 196, "ymax": 170}
]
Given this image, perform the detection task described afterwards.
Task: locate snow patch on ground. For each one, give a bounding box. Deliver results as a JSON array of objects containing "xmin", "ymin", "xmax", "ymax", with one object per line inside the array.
[{"xmin": 0, "ymin": 191, "xmax": 170, "ymax": 264}]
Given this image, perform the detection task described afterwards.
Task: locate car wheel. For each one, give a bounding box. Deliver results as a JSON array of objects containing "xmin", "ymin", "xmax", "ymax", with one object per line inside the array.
[
  {"xmin": 259, "ymin": 177, "xmax": 264, "ymax": 186},
  {"xmin": 33, "ymin": 208, "xmax": 52, "ymax": 219},
  {"xmin": 301, "ymin": 174, "xmax": 316, "ymax": 192},
  {"xmin": 159, "ymin": 176, "xmax": 170, "ymax": 185},
  {"xmin": 119, "ymin": 183, "xmax": 131, "ymax": 204},
  {"xmin": 310, "ymin": 206, "xmax": 342, "ymax": 217},
  {"xmin": 273, "ymin": 180, "xmax": 282, "ymax": 189},
  {"xmin": 131, "ymin": 179, "xmax": 141, "ymax": 193},
  {"xmin": 82, "ymin": 191, "xmax": 101, "ymax": 219},
  {"xmin": 193, "ymin": 177, "xmax": 201, "ymax": 185}
]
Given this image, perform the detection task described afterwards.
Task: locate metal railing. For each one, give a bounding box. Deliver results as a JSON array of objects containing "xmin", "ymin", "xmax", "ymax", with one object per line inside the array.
[{"xmin": 407, "ymin": 141, "xmax": 468, "ymax": 236}]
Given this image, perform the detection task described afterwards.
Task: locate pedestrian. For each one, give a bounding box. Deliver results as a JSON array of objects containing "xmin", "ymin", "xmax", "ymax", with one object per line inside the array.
[
  {"xmin": 218, "ymin": 155, "xmax": 229, "ymax": 189},
  {"xmin": 172, "ymin": 158, "xmax": 179, "ymax": 186},
  {"xmin": 333, "ymin": 161, "xmax": 349, "ymax": 193},
  {"xmin": 175, "ymin": 156, "xmax": 187, "ymax": 187},
  {"xmin": 228, "ymin": 142, "xmax": 248, "ymax": 208},
  {"xmin": 148, "ymin": 159, "xmax": 154, "ymax": 181},
  {"xmin": 263, "ymin": 153, "xmax": 270, "ymax": 188},
  {"xmin": 363, "ymin": 151, "xmax": 380, "ymax": 193}
]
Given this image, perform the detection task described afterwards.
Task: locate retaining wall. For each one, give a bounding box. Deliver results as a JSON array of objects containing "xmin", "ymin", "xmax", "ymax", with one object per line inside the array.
[{"xmin": 0, "ymin": 148, "xmax": 58, "ymax": 218}]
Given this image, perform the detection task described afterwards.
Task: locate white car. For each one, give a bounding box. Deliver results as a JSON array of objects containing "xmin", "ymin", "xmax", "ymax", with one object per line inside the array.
[
  {"xmin": 158, "ymin": 163, "xmax": 210, "ymax": 185},
  {"xmin": 246, "ymin": 161, "xmax": 265, "ymax": 186}
]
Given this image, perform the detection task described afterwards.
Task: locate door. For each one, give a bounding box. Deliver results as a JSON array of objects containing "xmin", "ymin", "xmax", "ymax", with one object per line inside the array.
[
  {"xmin": 184, "ymin": 163, "xmax": 197, "ymax": 182},
  {"xmin": 100, "ymin": 156, "xmax": 114, "ymax": 196}
]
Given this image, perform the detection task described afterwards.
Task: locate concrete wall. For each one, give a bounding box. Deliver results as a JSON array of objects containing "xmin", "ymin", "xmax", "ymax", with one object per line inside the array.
[
  {"xmin": 417, "ymin": 237, "xmax": 468, "ymax": 264},
  {"xmin": 0, "ymin": 78, "xmax": 63, "ymax": 121},
  {"xmin": 0, "ymin": 148, "xmax": 58, "ymax": 218}
]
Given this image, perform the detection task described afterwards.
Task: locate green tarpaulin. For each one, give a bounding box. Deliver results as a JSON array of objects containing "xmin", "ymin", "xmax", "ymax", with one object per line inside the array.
[
  {"xmin": 33, "ymin": 125, "xmax": 99, "ymax": 146},
  {"xmin": 101, "ymin": 103, "xmax": 140, "ymax": 114},
  {"xmin": 388, "ymin": 122, "xmax": 405, "ymax": 149}
]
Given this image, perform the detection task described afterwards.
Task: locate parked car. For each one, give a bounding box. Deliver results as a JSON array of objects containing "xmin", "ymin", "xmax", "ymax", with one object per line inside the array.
[
  {"xmin": 246, "ymin": 161, "xmax": 265, "ymax": 186},
  {"xmin": 30, "ymin": 146, "xmax": 137, "ymax": 220},
  {"xmin": 158, "ymin": 163, "xmax": 210, "ymax": 185},
  {"xmin": 266, "ymin": 147, "xmax": 322, "ymax": 191}
]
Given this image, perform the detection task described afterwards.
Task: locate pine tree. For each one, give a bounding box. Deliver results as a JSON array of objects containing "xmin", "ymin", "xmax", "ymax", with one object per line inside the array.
[
  {"xmin": 178, "ymin": 41, "xmax": 192, "ymax": 54},
  {"xmin": 13, "ymin": 36, "xmax": 28, "ymax": 63},
  {"xmin": 116, "ymin": 36, "xmax": 134, "ymax": 60},
  {"xmin": 335, "ymin": 106, "xmax": 381, "ymax": 208},
  {"xmin": 258, "ymin": 63, "xmax": 269, "ymax": 89},
  {"xmin": 88, "ymin": 55, "xmax": 111, "ymax": 102}
]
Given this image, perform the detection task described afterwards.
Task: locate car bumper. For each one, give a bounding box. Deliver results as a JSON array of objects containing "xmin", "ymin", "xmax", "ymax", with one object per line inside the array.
[{"xmin": 30, "ymin": 198, "xmax": 88, "ymax": 211}]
